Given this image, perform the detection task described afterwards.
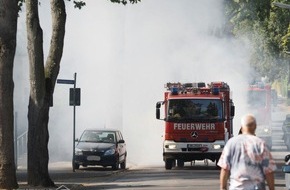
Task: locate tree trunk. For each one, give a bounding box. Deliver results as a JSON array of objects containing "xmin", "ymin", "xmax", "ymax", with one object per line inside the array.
[
  {"xmin": 27, "ymin": 99, "xmax": 54, "ymax": 186},
  {"xmin": 0, "ymin": 0, "xmax": 19, "ymax": 189},
  {"xmin": 26, "ymin": 0, "xmax": 66, "ymax": 187}
]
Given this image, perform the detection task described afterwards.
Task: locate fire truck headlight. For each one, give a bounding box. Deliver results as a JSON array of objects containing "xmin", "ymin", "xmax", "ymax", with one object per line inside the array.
[
  {"xmin": 213, "ymin": 145, "xmax": 221, "ymax": 150},
  {"xmin": 168, "ymin": 144, "xmax": 177, "ymax": 149},
  {"xmin": 264, "ymin": 128, "xmax": 269, "ymax": 133}
]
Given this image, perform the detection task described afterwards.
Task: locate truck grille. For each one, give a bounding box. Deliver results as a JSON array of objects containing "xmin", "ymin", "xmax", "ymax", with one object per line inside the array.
[{"xmin": 182, "ymin": 147, "xmax": 209, "ymax": 152}]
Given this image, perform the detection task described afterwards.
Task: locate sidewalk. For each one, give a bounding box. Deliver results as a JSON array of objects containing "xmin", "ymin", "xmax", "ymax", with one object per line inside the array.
[
  {"xmin": 17, "ymin": 162, "xmax": 132, "ymax": 189},
  {"xmin": 275, "ymin": 96, "xmax": 290, "ymax": 113}
]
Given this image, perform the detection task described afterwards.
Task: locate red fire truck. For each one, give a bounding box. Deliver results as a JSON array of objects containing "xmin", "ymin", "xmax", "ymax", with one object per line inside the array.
[
  {"xmin": 156, "ymin": 82, "xmax": 235, "ymax": 169},
  {"xmin": 248, "ymin": 82, "xmax": 272, "ymax": 149}
]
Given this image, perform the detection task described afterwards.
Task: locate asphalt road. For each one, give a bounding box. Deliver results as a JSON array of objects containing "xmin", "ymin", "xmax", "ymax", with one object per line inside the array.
[
  {"xmin": 16, "ymin": 104, "xmax": 290, "ymax": 190},
  {"xmin": 16, "ymin": 161, "xmax": 286, "ymax": 190}
]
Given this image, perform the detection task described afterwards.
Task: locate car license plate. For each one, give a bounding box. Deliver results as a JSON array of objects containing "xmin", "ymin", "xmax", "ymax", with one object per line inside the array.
[
  {"xmin": 87, "ymin": 156, "xmax": 100, "ymax": 161},
  {"xmin": 187, "ymin": 144, "xmax": 202, "ymax": 148}
]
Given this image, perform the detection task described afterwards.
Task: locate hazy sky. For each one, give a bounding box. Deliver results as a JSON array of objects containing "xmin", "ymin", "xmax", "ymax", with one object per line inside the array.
[{"xmin": 14, "ymin": 0, "xmax": 251, "ymax": 165}]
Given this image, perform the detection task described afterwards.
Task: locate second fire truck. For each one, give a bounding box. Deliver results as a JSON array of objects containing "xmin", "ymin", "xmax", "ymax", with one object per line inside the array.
[
  {"xmin": 156, "ymin": 82, "xmax": 235, "ymax": 169},
  {"xmin": 247, "ymin": 82, "xmax": 272, "ymax": 149}
]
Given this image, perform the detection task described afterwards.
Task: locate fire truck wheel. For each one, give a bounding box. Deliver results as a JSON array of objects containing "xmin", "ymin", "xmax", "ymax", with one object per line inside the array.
[
  {"xmin": 215, "ymin": 159, "xmax": 220, "ymax": 169},
  {"xmin": 73, "ymin": 162, "xmax": 80, "ymax": 170},
  {"xmin": 287, "ymin": 144, "xmax": 290, "ymax": 151},
  {"xmin": 268, "ymin": 144, "xmax": 272, "ymax": 151},
  {"xmin": 165, "ymin": 159, "xmax": 173, "ymax": 170},
  {"xmin": 177, "ymin": 160, "xmax": 184, "ymax": 167},
  {"xmin": 286, "ymin": 138, "xmax": 290, "ymax": 150}
]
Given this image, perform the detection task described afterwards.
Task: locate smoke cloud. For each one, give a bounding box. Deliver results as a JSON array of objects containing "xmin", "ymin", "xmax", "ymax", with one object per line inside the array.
[{"xmin": 15, "ymin": 0, "xmax": 251, "ymax": 166}]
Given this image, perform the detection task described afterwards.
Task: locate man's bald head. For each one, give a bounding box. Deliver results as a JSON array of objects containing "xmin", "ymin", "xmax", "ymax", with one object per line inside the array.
[
  {"xmin": 241, "ymin": 114, "xmax": 256, "ymax": 127},
  {"xmin": 240, "ymin": 114, "xmax": 257, "ymax": 135}
]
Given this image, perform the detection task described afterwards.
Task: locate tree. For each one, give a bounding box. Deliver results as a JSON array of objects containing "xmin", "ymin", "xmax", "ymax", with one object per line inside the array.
[
  {"xmin": 0, "ymin": 0, "xmax": 19, "ymax": 189},
  {"xmin": 26, "ymin": 0, "xmax": 66, "ymax": 186},
  {"xmin": 25, "ymin": 0, "xmax": 140, "ymax": 187},
  {"xmin": 270, "ymin": 2, "xmax": 290, "ymax": 82},
  {"xmin": 224, "ymin": 0, "xmax": 290, "ymax": 82}
]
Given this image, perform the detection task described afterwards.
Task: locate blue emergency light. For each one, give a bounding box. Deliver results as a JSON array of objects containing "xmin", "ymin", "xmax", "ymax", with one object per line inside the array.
[
  {"xmin": 212, "ymin": 87, "xmax": 220, "ymax": 95},
  {"xmin": 171, "ymin": 87, "xmax": 179, "ymax": 95}
]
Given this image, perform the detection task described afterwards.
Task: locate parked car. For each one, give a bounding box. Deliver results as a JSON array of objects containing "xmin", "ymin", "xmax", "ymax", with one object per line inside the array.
[
  {"xmin": 74, "ymin": 129, "xmax": 127, "ymax": 170},
  {"xmin": 283, "ymin": 154, "xmax": 290, "ymax": 190}
]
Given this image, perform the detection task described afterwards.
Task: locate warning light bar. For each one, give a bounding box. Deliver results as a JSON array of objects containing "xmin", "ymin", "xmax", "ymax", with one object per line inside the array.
[{"xmin": 165, "ymin": 82, "xmax": 229, "ymax": 95}]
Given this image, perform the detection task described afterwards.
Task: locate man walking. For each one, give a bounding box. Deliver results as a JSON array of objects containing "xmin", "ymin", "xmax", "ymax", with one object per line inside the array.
[{"xmin": 218, "ymin": 114, "xmax": 276, "ymax": 190}]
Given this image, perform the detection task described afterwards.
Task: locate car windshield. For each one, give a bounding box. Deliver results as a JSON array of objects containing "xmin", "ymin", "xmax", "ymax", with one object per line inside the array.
[
  {"xmin": 80, "ymin": 131, "xmax": 116, "ymax": 143},
  {"xmin": 167, "ymin": 99, "xmax": 223, "ymax": 121}
]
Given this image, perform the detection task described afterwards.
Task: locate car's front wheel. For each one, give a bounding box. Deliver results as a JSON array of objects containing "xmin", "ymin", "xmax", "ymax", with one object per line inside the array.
[
  {"xmin": 112, "ymin": 160, "xmax": 119, "ymax": 170},
  {"xmin": 120, "ymin": 158, "xmax": 126, "ymax": 169}
]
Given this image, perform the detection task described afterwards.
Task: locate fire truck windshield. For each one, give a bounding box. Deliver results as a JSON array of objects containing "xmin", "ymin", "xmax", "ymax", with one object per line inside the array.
[
  {"xmin": 248, "ymin": 91, "xmax": 266, "ymax": 108},
  {"xmin": 167, "ymin": 99, "xmax": 223, "ymax": 122}
]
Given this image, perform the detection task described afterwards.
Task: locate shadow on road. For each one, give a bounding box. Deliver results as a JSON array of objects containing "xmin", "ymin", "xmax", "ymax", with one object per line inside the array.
[{"xmin": 77, "ymin": 166, "xmax": 116, "ymax": 172}]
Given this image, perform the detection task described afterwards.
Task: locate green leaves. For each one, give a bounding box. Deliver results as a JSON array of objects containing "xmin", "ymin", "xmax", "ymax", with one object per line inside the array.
[
  {"xmin": 109, "ymin": 0, "xmax": 141, "ymax": 5},
  {"xmin": 73, "ymin": 0, "xmax": 86, "ymax": 9},
  {"xmin": 66, "ymin": 0, "xmax": 86, "ymax": 9},
  {"xmin": 17, "ymin": 0, "xmax": 25, "ymax": 12},
  {"xmin": 224, "ymin": 0, "xmax": 290, "ymax": 81},
  {"xmin": 67, "ymin": 0, "xmax": 141, "ymax": 10}
]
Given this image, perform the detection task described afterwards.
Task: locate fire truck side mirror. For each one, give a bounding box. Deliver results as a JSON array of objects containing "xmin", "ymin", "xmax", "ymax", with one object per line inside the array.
[
  {"xmin": 156, "ymin": 102, "xmax": 162, "ymax": 120},
  {"xmin": 231, "ymin": 105, "xmax": 235, "ymax": 117},
  {"xmin": 156, "ymin": 108, "xmax": 161, "ymax": 119},
  {"xmin": 156, "ymin": 102, "xmax": 161, "ymax": 109}
]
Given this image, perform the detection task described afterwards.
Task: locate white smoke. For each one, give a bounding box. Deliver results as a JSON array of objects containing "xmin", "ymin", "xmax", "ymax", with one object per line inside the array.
[{"xmin": 14, "ymin": 0, "xmax": 251, "ymax": 165}]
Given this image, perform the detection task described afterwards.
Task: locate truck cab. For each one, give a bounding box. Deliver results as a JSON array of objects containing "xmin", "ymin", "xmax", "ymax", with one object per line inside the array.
[{"xmin": 156, "ymin": 82, "xmax": 235, "ymax": 169}]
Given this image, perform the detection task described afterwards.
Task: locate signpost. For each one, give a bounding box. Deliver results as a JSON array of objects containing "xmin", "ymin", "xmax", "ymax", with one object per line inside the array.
[{"xmin": 57, "ymin": 73, "xmax": 80, "ymax": 172}]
